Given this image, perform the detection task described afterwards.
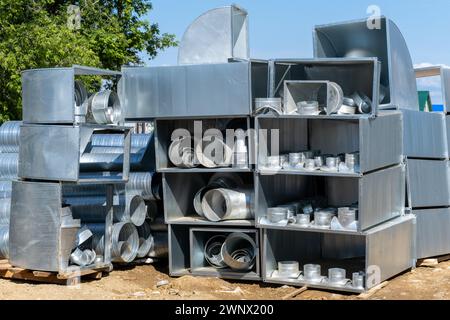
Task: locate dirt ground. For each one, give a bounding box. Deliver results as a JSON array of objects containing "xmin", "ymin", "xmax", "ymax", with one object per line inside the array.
[{"xmin": 0, "ymin": 260, "xmax": 449, "ymax": 300}]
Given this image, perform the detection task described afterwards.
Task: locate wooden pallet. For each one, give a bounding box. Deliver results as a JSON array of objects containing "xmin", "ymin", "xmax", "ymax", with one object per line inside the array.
[
  {"xmin": 0, "ymin": 260, "xmax": 109, "ymax": 285},
  {"xmin": 417, "ymin": 254, "xmax": 450, "ymax": 268}
]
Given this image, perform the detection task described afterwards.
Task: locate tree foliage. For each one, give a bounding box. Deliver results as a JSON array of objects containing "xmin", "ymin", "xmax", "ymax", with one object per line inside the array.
[{"xmin": 0, "ymin": 0, "xmax": 177, "ymax": 121}]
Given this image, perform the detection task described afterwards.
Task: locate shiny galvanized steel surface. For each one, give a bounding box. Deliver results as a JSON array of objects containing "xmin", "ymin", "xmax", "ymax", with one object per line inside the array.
[
  {"xmin": 407, "ymin": 159, "xmax": 450, "ymax": 208},
  {"xmin": 178, "ymin": 5, "xmax": 249, "ymax": 65},
  {"xmin": 401, "ymin": 110, "xmax": 448, "ymax": 159},
  {"xmin": 9, "ymin": 181, "xmax": 80, "ymax": 272},
  {"xmin": 314, "ymin": 17, "xmax": 418, "ymax": 110},
  {"xmin": 414, "ymin": 208, "xmax": 450, "ymax": 259},
  {"xmin": 0, "ymin": 153, "xmax": 18, "ymax": 179},
  {"xmin": 120, "ymin": 62, "xmax": 263, "ymax": 118},
  {"xmin": 0, "ymin": 121, "xmax": 21, "ymax": 153}
]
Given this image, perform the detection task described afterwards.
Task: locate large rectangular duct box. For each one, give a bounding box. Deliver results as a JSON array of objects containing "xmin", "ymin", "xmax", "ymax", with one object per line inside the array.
[
  {"xmin": 9, "ymin": 181, "xmax": 113, "ymax": 272},
  {"xmin": 256, "ymin": 111, "xmax": 403, "ymax": 174},
  {"xmin": 262, "ymin": 215, "xmax": 416, "ymax": 293},
  {"xmin": 268, "ymin": 58, "xmax": 380, "ymax": 117},
  {"xmin": 22, "ymin": 66, "xmax": 121, "ymax": 124},
  {"xmin": 414, "ymin": 208, "xmax": 450, "ymax": 259},
  {"xmin": 256, "ymin": 164, "xmax": 405, "ymax": 231},
  {"xmin": 407, "ymin": 159, "xmax": 450, "ymax": 208},
  {"xmin": 19, "ymin": 124, "xmax": 131, "ymax": 183},
  {"xmin": 120, "ymin": 61, "xmax": 269, "ymax": 119},
  {"xmin": 402, "ymin": 110, "xmax": 447, "ymax": 159},
  {"xmin": 313, "ymin": 17, "xmax": 418, "ymax": 111}
]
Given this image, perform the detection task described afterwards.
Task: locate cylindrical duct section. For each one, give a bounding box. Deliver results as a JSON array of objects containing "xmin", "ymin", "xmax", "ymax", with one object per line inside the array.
[
  {"xmin": 0, "ymin": 121, "xmax": 21, "ymax": 153},
  {"xmin": 148, "ymin": 232, "xmax": 168, "ymax": 259},
  {"xmin": 221, "ymin": 233, "xmax": 256, "ymax": 271},
  {"xmin": 0, "ymin": 198, "xmax": 10, "ymax": 225},
  {"xmin": 66, "ymin": 194, "xmax": 147, "ymax": 226},
  {"xmin": 136, "ymin": 221, "xmax": 153, "ymax": 258},
  {"xmin": 88, "ymin": 222, "xmax": 139, "ymax": 263},
  {"xmin": 149, "ymin": 216, "xmax": 168, "ymax": 232},
  {"xmin": 91, "ymin": 133, "xmax": 152, "ymax": 149},
  {"xmin": 89, "ymin": 146, "xmax": 146, "ymax": 154},
  {"xmin": 126, "ymin": 172, "xmax": 160, "ymax": 201},
  {"xmin": 201, "ymin": 188, "xmax": 254, "ymax": 222},
  {"xmin": 0, "ymin": 153, "xmax": 18, "ymax": 179},
  {"xmin": 79, "ymin": 153, "xmax": 144, "ymax": 172},
  {"xmin": 0, "ymin": 225, "xmax": 9, "ymax": 259}
]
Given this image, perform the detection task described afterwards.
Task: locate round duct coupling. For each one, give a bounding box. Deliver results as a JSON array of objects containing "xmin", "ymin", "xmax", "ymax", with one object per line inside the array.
[
  {"xmin": 204, "ymin": 235, "xmax": 227, "ymax": 269},
  {"xmin": 201, "ymin": 188, "xmax": 253, "ymax": 222},
  {"xmin": 127, "ymin": 195, "xmax": 147, "ymax": 227},
  {"xmin": 326, "ymin": 82, "xmax": 344, "ymax": 114},
  {"xmin": 221, "ymin": 233, "xmax": 256, "ymax": 271},
  {"xmin": 136, "ymin": 221, "xmax": 154, "ymax": 258},
  {"xmin": 195, "ymin": 132, "xmax": 233, "ymax": 168},
  {"xmin": 89, "ymin": 90, "xmax": 122, "ymax": 125},
  {"xmin": 0, "ymin": 121, "xmax": 21, "ymax": 153},
  {"xmin": 112, "ymin": 222, "xmax": 139, "ymax": 263}
]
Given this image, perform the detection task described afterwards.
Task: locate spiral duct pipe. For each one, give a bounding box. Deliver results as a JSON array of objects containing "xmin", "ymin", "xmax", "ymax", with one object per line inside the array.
[
  {"xmin": 0, "ymin": 225, "xmax": 9, "ymax": 259},
  {"xmin": 136, "ymin": 221, "xmax": 153, "ymax": 258},
  {"xmin": 91, "ymin": 134, "xmax": 152, "ymax": 149},
  {"xmin": 0, "ymin": 153, "xmax": 18, "ymax": 179},
  {"xmin": 87, "ymin": 222, "xmax": 139, "ymax": 263},
  {"xmin": 148, "ymin": 232, "xmax": 168, "ymax": 259},
  {"xmin": 0, "ymin": 121, "xmax": 21, "ymax": 153},
  {"xmin": 66, "ymin": 194, "xmax": 147, "ymax": 226},
  {"xmin": 80, "ymin": 153, "xmax": 144, "ymax": 172},
  {"xmin": 0, "ymin": 198, "xmax": 10, "ymax": 225}
]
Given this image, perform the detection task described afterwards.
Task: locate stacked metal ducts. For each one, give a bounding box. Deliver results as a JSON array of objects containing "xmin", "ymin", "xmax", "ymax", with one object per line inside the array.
[
  {"xmin": 65, "ymin": 132, "xmax": 166, "ymax": 262},
  {"xmin": 0, "ymin": 121, "xmax": 20, "ymax": 259}
]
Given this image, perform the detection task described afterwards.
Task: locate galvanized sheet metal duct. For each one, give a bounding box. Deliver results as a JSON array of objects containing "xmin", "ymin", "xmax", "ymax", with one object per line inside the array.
[
  {"xmin": 148, "ymin": 232, "xmax": 168, "ymax": 259},
  {"xmin": 80, "ymin": 153, "xmax": 144, "ymax": 172},
  {"xmin": 88, "ymin": 222, "xmax": 139, "ymax": 263},
  {"xmin": 201, "ymin": 188, "xmax": 254, "ymax": 222},
  {"xmin": 220, "ymin": 232, "xmax": 256, "ymax": 271},
  {"xmin": 0, "ymin": 153, "xmax": 18, "ymax": 179},
  {"xmin": 63, "ymin": 172, "xmax": 161, "ymax": 201},
  {"xmin": 91, "ymin": 133, "xmax": 152, "ymax": 149},
  {"xmin": 136, "ymin": 221, "xmax": 153, "ymax": 258},
  {"xmin": 66, "ymin": 194, "xmax": 147, "ymax": 227},
  {"xmin": 0, "ymin": 121, "xmax": 21, "ymax": 153},
  {"xmin": 0, "ymin": 198, "xmax": 10, "ymax": 225},
  {"xmin": 0, "ymin": 225, "xmax": 9, "ymax": 259}
]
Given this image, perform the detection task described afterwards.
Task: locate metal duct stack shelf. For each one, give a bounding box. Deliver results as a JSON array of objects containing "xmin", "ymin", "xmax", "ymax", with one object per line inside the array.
[
  {"xmin": 155, "ymin": 116, "xmax": 262, "ymax": 281},
  {"xmin": 9, "ymin": 66, "xmax": 132, "ymax": 274},
  {"xmin": 255, "ymin": 111, "xmax": 414, "ymax": 292},
  {"xmin": 411, "ymin": 66, "xmax": 450, "ymax": 260}
]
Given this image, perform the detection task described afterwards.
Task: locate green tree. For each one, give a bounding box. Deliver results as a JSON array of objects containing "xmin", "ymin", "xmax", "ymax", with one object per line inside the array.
[{"xmin": 0, "ymin": 0, "xmax": 177, "ymax": 121}]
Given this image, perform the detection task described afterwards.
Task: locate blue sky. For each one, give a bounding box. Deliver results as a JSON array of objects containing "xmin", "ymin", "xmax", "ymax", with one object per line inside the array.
[{"xmin": 143, "ymin": 0, "xmax": 450, "ymax": 104}]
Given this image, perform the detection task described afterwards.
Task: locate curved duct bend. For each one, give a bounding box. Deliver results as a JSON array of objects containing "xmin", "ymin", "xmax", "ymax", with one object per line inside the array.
[
  {"xmin": 313, "ymin": 16, "xmax": 418, "ymax": 110},
  {"xmin": 178, "ymin": 5, "xmax": 249, "ymax": 65}
]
